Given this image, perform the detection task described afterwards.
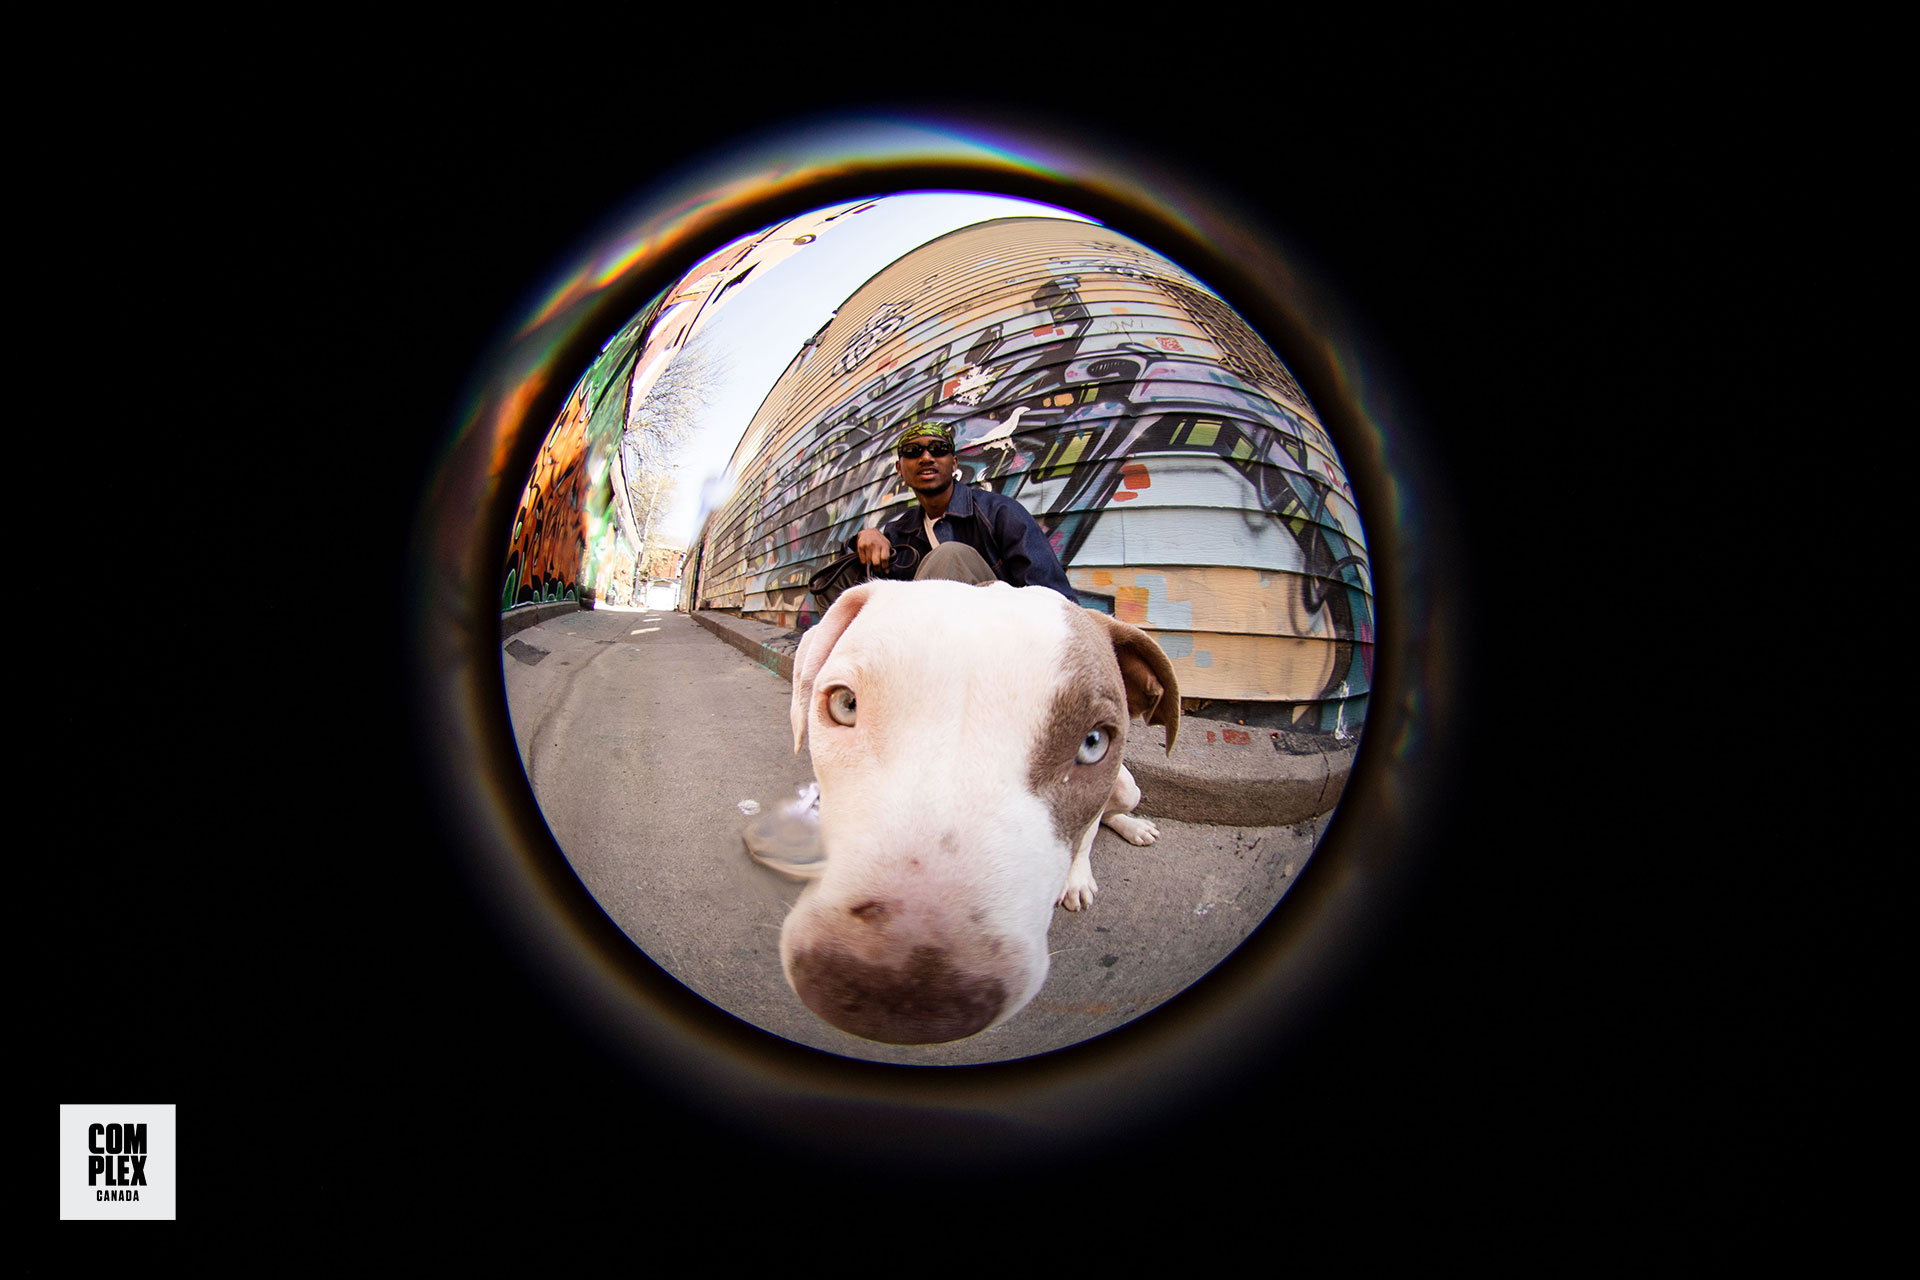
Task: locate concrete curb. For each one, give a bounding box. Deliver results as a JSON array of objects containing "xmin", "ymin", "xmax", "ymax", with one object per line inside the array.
[
  {"xmin": 1122, "ymin": 721, "xmax": 1355, "ymax": 830},
  {"xmin": 500, "ymin": 600, "xmax": 589, "ymax": 638},
  {"xmin": 691, "ymin": 609, "xmax": 803, "ymax": 683},
  {"xmin": 688, "ymin": 608, "xmax": 1356, "ymax": 829}
]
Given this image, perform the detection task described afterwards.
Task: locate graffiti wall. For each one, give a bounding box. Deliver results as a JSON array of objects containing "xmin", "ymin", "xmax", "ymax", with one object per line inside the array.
[
  {"xmin": 690, "ymin": 217, "xmax": 1374, "ymax": 733},
  {"xmin": 501, "ymin": 307, "xmax": 654, "ymax": 610},
  {"xmin": 505, "ymin": 205, "xmax": 868, "ymax": 614}
]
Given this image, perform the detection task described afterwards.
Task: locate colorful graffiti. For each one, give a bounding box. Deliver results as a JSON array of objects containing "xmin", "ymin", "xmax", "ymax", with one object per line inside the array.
[
  {"xmin": 504, "ymin": 205, "xmax": 875, "ymax": 614},
  {"xmin": 501, "ymin": 307, "xmax": 654, "ymax": 610},
  {"xmin": 690, "ymin": 217, "xmax": 1374, "ymax": 732},
  {"xmin": 501, "ymin": 387, "xmax": 590, "ymax": 609}
]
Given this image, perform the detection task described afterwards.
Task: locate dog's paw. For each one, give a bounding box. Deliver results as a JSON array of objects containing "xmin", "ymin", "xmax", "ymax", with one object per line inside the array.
[
  {"xmin": 1057, "ymin": 867, "xmax": 1099, "ymax": 911},
  {"xmin": 1105, "ymin": 813, "xmax": 1159, "ymax": 846},
  {"xmin": 742, "ymin": 812, "xmax": 825, "ymax": 880}
]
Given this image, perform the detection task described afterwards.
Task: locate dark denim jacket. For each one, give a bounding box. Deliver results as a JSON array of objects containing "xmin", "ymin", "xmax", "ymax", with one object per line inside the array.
[{"xmin": 849, "ymin": 482, "xmax": 1079, "ymax": 605}]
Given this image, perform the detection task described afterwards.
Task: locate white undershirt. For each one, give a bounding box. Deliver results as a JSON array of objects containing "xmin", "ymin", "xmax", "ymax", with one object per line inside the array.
[{"xmin": 924, "ymin": 513, "xmax": 941, "ymax": 546}]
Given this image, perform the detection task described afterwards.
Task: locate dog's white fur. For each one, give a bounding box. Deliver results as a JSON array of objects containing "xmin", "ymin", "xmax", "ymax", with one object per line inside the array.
[{"xmin": 779, "ymin": 579, "xmax": 1178, "ymax": 1045}]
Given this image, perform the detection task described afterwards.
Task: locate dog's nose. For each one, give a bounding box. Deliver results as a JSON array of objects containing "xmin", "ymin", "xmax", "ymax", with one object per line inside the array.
[{"xmin": 788, "ymin": 943, "xmax": 1008, "ymax": 1044}]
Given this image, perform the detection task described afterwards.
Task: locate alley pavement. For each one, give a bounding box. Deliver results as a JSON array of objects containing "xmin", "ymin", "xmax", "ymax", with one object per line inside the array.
[{"xmin": 499, "ymin": 601, "xmax": 1357, "ymax": 1066}]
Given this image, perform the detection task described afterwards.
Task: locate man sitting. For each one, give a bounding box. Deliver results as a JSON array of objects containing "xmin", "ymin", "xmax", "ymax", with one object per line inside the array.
[{"xmin": 852, "ymin": 422, "xmax": 1078, "ymax": 604}]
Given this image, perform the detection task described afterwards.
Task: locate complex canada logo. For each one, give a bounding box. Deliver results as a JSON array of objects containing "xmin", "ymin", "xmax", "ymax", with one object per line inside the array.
[{"xmin": 60, "ymin": 1104, "xmax": 176, "ymax": 1221}]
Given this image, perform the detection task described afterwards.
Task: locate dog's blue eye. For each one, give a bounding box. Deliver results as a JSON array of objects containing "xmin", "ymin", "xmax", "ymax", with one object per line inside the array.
[
  {"xmin": 827, "ymin": 687, "xmax": 857, "ymax": 726},
  {"xmin": 1076, "ymin": 727, "xmax": 1109, "ymax": 765}
]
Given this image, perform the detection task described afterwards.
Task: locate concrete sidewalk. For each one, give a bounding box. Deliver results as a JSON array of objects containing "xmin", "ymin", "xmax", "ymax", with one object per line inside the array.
[{"xmin": 499, "ymin": 601, "xmax": 1360, "ymax": 1066}]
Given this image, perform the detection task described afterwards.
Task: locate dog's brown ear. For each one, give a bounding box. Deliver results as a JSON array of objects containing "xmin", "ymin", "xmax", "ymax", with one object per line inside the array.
[
  {"xmin": 1087, "ymin": 611, "xmax": 1180, "ymax": 754},
  {"xmin": 791, "ymin": 582, "xmax": 879, "ymax": 753}
]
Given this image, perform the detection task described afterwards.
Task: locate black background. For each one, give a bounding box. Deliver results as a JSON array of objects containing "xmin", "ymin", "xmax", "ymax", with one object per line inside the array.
[{"xmin": 43, "ymin": 30, "xmax": 1892, "ymax": 1261}]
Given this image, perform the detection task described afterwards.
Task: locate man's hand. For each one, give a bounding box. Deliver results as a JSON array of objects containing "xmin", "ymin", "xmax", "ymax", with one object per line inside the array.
[{"xmin": 855, "ymin": 529, "xmax": 894, "ymax": 569}]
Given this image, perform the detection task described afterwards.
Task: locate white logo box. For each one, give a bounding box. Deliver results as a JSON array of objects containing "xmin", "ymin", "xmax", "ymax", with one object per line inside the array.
[{"xmin": 59, "ymin": 1104, "xmax": 176, "ymax": 1221}]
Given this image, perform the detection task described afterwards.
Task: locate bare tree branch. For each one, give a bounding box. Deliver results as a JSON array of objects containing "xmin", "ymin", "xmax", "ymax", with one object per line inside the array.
[{"xmin": 621, "ymin": 330, "xmax": 728, "ymax": 578}]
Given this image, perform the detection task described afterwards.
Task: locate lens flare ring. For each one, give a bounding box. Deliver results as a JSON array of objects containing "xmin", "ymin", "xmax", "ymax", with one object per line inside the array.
[{"xmin": 406, "ymin": 110, "xmax": 1465, "ymax": 1164}]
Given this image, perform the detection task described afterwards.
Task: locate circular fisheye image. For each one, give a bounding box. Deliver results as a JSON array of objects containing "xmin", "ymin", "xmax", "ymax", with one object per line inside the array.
[{"xmin": 498, "ymin": 191, "xmax": 1374, "ymax": 1065}]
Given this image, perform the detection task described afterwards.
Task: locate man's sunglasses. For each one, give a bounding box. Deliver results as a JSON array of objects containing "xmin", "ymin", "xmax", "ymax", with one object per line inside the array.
[{"xmin": 897, "ymin": 442, "xmax": 954, "ymax": 460}]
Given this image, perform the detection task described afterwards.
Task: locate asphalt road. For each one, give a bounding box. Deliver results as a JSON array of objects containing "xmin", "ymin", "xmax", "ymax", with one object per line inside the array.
[{"xmin": 501, "ymin": 605, "xmax": 1330, "ymax": 1066}]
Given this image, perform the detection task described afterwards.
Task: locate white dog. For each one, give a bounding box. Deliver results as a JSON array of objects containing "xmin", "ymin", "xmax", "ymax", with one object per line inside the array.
[{"xmin": 778, "ymin": 578, "xmax": 1178, "ymax": 1045}]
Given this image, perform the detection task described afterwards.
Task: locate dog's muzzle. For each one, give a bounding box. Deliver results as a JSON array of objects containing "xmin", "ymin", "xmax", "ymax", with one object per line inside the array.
[
  {"xmin": 787, "ymin": 938, "xmax": 1009, "ymax": 1045},
  {"xmin": 781, "ymin": 891, "xmax": 1036, "ymax": 1045}
]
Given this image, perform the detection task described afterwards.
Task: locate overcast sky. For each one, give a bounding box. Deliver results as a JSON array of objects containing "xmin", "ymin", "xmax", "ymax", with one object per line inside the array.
[{"xmin": 659, "ymin": 191, "xmax": 1099, "ymax": 546}]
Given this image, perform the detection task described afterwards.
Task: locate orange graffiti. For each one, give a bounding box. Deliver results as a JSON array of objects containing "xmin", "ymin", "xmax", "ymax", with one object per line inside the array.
[{"xmin": 503, "ymin": 389, "xmax": 591, "ymax": 605}]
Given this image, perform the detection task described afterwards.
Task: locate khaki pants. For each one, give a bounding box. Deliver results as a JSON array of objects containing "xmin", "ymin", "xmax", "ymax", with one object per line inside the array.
[{"xmin": 911, "ymin": 541, "xmax": 997, "ymax": 586}]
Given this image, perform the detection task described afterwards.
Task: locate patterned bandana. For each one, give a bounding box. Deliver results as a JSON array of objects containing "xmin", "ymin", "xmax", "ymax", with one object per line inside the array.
[{"xmin": 893, "ymin": 421, "xmax": 955, "ymax": 453}]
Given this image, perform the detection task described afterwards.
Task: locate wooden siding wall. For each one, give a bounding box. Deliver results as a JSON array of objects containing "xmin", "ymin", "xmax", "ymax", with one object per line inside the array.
[{"xmin": 691, "ymin": 217, "xmax": 1373, "ymax": 733}]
